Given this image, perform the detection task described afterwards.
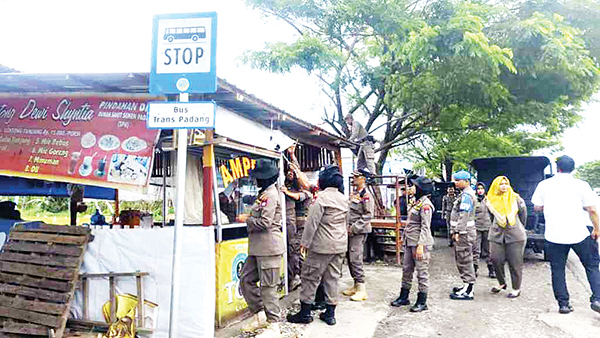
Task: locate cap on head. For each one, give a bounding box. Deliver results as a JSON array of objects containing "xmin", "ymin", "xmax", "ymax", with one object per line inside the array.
[
  {"xmin": 556, "ymin": 155, "xmax": 575, "ymax": 173},
  {"xmin": 410, "ymin": 176, "xmax": 433, "ymax": 195},
  {"xmin": 453, "ymin": 170, "xmax": 471, "ymax": 181},
  {"xmin": 352, "ymin": 168, "xmax": 371, "ymax": 178},
  {"xmin": 251, "ymin": 159, "xmax": 279, "ymax": 179}
]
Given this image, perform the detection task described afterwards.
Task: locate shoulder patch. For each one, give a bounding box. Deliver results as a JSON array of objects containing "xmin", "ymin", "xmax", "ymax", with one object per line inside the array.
[
  {"xmin": 422, "ymin": 205, "xmax": 431, "ymax": 214},
  {"xmin": 362, "ymin": 196, "xmax": 370, "ymax": 203},
  {"xmin": 459, "ymin": 194, "xmax": 473, "ymax": 212}
]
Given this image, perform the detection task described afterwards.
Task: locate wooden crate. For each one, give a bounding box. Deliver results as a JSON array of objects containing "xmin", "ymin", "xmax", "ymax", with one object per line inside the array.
[{"xmin": 0, "ymin": 223, "xmax": 92, "ymax": 338}]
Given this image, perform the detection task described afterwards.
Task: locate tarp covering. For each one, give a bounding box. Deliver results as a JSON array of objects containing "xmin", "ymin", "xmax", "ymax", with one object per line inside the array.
[
  {"xmin": 0, "ymin": 175, "xmax": 116, "ymax": 200},
  {"xmin": 71, "ymin": 227, "xmax": 216, "ymax": 338},
  {"xmin": 215, "ymin": 106, "xmax": 294, "ymax": 152}
]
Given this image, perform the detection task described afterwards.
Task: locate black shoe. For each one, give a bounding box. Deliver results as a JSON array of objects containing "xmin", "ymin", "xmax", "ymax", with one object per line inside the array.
[
  {"xmin": 310, "ymin": 302, "xmax": 326, "ymax": 311},
  {"xmin": 449, "ymin": 243, "xmax": 454, "ymax": 247},
  {"xmin": 559, "ymin": 304, "xmax": 573, "ymax": 314},
  {"xmin": 390, "ymin": 288, "xmax": 410, "ymax": 307},
  {"xmin": 591, "ymin": 300, "xmax": 600, "ymax": 313},
  {"xmin": 410, "ymin": 292, "xmax": 428, "ymax": 312},
  {"xmin": 452, "ymin": 284, "xmax": 465, "ymax": 293},
  {"xmin": 474, "ymin": 264, "xmax": 479, "ymax": 278},
  {"xmin": 319, "ymin": 304, "xmax": 336, "ymax": 325},
  {"xmin": 450, "ymin": 284, "xmax": 474, "ymax": 300},
  {"xmin": 287, "ymin": 302, "xmax": 313, "ymax": 324}
]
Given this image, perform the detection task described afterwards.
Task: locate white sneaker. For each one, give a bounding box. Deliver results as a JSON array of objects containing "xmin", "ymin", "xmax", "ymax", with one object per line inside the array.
[
  {"xmin": 256, "ymin": 322, "xmax": 281, "ymax": 338},
  {"xmin": 242, "ymin": 311, "xmax": 268, "ymax": 333}
]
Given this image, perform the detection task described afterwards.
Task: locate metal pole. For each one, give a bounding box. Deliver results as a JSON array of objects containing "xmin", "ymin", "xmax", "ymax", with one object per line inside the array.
[{"xmin": 169, "ymin": 92, "xmax": 188, "ymax": 338}]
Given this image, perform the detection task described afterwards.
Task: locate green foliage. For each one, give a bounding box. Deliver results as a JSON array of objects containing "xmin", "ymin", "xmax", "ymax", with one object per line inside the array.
[
  {"xmin": 242, "ymin": 0, "xmax": 600, "ymax": 175},
  {"xmin": 40, "ymin": 196, "xmax": 69, "ymax": 213},
  {"xmin": 575, "ymin": 159, "xmax": 600, "ymax": 188}
]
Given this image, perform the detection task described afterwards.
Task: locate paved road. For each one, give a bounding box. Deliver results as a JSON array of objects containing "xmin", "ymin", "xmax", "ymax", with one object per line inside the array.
[{"xmin": 222, "ymin": 238, "xmax": 600, "ymax": 338}]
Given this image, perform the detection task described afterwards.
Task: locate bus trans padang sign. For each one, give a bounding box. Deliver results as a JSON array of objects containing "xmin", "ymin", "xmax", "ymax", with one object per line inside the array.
[{"xmin": 150, "ymin": 12, "xmax": 217, "ymax": 94}]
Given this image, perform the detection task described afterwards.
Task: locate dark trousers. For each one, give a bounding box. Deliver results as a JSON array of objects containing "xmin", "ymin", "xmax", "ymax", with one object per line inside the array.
[{"xmin": 546, "ymin": 235, "xmax": 600, "ymax": 306}]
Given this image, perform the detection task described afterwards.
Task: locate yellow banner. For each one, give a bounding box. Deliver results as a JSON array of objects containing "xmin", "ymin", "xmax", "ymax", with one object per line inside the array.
[{"xmin": 215, "ymin": 238, "xmax": 285, "ymax": 327}]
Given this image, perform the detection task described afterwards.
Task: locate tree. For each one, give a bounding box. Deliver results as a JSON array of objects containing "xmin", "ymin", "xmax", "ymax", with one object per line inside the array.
[
  {"xmin": 575, "ymin": 159, "xmax": 600, "ymax": 188},
  {"xmin": 242, "ymin": 1, "xmax": 599, "ymax": 174}
]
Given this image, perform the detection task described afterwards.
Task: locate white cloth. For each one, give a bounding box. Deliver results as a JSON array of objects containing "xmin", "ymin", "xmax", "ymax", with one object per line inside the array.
[{"xmin": 531, "ymin": 173, "xmax": 598, "ymax": 244}]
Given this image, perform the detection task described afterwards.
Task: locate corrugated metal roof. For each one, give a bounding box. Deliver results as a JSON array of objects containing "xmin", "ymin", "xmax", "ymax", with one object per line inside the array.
[{"xmin": 0, "ymin": 72, "xmax": 351, "ymax": 150}]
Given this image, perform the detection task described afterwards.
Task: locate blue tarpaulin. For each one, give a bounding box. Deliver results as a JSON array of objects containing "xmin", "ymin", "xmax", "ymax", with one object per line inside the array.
[{"xmin": 0, "ymin": 175, "xmax": 117, "ymax": 200}]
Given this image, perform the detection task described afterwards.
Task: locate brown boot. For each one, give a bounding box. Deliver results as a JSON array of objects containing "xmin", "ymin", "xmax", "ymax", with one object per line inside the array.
[
  {"xmin": 242, "ymin": 310, "xmax": 268, "ymax": 333},
  {"xmin": 350, "ymin": 282, "xmax": 368, "ymax": 301},
  {"xmin": 342, "ymin": 281, "xmax": 357, "ymax": 296}
]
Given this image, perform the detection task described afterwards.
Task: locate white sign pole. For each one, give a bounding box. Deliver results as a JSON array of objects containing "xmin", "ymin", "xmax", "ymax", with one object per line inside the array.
[{"xmin": 169, "ymin": 92, "xmax": 189, "ymax": 338}]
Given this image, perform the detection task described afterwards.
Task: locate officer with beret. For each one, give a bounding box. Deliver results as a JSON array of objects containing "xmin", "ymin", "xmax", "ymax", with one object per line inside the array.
[
  {"xmin": 391, "ymin": 176, "xmax": 434, "ymax": 312},
  {"xmin": 288, "ymin": 164, "xmax": 348, "ymax": 326},
  {"xmin": 449, "ymin": 170, "xmax": 477, "ymax": 300},
  {"xmin": 342, "ymin": 169, "xmax": 375, "ymax": 302},
  {"xmin": 239, "ymin": 159, "xmax": 284, "ymax": 338}
]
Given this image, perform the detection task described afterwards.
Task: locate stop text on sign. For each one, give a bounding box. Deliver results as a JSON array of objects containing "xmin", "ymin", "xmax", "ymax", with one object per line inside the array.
[{"xmin": 164, "ymin": 47, "xmax": 204, "ymax": 66}]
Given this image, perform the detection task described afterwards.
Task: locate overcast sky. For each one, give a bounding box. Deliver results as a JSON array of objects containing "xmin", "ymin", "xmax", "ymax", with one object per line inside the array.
[{"xmin": 0, "ymin": 0, "xmax": 597, "ymax": 167}]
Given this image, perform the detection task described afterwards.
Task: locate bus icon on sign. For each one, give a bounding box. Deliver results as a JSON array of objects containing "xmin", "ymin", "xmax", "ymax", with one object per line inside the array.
[{"xmin": 164, "ymin": 26, "xmax": 206, "ymax": 42}]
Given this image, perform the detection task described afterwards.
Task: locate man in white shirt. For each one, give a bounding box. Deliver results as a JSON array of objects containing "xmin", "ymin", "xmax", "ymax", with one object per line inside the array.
[{"xmin": 531, "ymin": 155, "xmax": 600, "ymax": 315}]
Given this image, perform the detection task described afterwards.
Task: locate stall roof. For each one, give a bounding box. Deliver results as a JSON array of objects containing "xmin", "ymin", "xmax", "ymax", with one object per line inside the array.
[{"xmin": 0, "ymin": 72, "xmax": 351, "ymax": 150}]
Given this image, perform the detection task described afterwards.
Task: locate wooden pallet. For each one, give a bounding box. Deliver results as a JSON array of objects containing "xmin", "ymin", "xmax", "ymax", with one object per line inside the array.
[{"xmin": 0, "ymin": 223, "xmax": 93, "ymax": 338}]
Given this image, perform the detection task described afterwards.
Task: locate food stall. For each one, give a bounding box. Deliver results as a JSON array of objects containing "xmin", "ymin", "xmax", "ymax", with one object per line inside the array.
[{"xmin": 0, "ymin": 72, "xmax": 350, "ymax": 336}]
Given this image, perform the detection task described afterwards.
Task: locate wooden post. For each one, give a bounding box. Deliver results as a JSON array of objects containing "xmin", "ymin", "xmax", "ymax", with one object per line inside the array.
[
  {"xmin": 109, "ymin": 276, "xmax": 116, "ymax": 323},
  {"xmin": 136, "ymin": 275, "xmax": 145, "ymax": 328},
  {"xmin": 82, "ymin": 276, "xmax": 89, "ymax": 320},
  {"xmin": 203, "ymin": 130, "xmax": 215, "ymax": 226}
]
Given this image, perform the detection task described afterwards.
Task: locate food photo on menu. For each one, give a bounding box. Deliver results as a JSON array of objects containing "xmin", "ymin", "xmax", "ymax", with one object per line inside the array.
[{"xmin": 107, "ymin": 154, "xmax": 151, "ymax": 185}]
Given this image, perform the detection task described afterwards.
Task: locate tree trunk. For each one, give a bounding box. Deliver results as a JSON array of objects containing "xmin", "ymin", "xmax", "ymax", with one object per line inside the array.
[{"xmin": 444, "ymin": 158, "xmax": 454, "ymax": 182}]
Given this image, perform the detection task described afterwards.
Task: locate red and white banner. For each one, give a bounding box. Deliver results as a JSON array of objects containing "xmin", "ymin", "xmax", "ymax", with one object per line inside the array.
[{"xmin": 0, "ymin": 94, "xmax": 162, "ymax": 190}]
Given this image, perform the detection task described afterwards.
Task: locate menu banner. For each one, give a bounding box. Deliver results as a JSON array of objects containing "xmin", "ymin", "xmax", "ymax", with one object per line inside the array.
[{"xmin": 0, "ymin": 94, "xmax": 163, "ymax": 190}]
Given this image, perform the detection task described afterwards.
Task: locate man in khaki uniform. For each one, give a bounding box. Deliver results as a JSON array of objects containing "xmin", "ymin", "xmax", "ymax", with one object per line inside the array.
[
  {"xmin": 288, "ymin": 165, "xmax": 348, "ymax": 326},
  {"xmin": 442, "ymin": 187, "xmax": 457, "ymax": 247},
  {"xmin": 391, "ymin": 176, "xmax": 434, "ymax": 312},
  {"xmin": 239, "ymin": 160, "xmax": 284, "ymax": 338},
  {"xmin": 343, "ymin": 169, "xmax": 374, "ymax": 301},
  {"xmin": 345, "ymin": 114, "xmax": 376, "ymax": 174},
  {"xmin": 449, "ymin": 171, "xmax": 477, "ymax": 300}
]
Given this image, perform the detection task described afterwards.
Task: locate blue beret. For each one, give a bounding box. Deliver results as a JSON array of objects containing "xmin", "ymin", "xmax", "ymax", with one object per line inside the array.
[{"xmin": 453, "ymin": 170, "xmax": 471, "ymax": 180}]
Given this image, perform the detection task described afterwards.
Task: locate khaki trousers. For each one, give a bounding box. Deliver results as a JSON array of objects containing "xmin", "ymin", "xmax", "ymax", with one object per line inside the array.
[
  {"xmin": 300, "ymin": 251, "xmax": 344, "ymax": 305},
  {"xmin": 346, "ymin": 234, "xmax": 367, "ymax": 283},
  {"xmin": 402, "ymin": 245, "xmax": 431, "ymax": 292},
  {"xmin": 490, "ymin": 240, "xmax": 526, "ymax": 290},
  {"xmin": 296, "ymin": 217, "xmax": 306, "ymax": 272},
  {"xmin": 240, "ymin": 255, "xmax": 282, "ymax": 322},
  {"xmin": 286, "ymin": 215, "xmax": 300, "ymax": 280},
  {"xmin": 357, "ymin": 141, "xmax": 376, "ymax": 174},
  {"xmin": 454, "ymin": 228, "xmax": 476, "ymax": 283},
  {"xmin": 476, "ymin": 229, "xmax": 492, "ymax": 265}
]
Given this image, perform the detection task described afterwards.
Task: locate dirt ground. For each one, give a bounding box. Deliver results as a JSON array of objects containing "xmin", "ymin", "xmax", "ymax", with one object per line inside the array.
[{"xmin": 218, "ymin": 238, "xmax": 600, "ymax": 338}]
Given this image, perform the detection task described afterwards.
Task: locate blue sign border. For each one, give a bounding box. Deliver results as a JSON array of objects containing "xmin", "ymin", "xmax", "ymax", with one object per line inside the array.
[
  {"xmin": 146, "ymin": 100, "xmax": 217, "ymax": 130},
  {"xmin": 150, "ymin": 12, "xmax": 218, "ymax": 94}
]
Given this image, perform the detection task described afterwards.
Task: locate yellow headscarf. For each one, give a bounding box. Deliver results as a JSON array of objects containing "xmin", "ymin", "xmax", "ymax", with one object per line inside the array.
[{"xmin": 486, "ymin": 176, "xmax": 519, "ymax": 228}]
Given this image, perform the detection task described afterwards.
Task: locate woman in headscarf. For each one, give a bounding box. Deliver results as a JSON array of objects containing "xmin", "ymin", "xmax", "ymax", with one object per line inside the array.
[
  {"xmin": 486, "ymin": 176, "xmax": 528, "ymax": 298},
  {"xmin": 288, "ymin": 165, "xmax": 348, "ymax": 326},
  {"xmin": 474, "ymin": 182, "xmax": 495, "ymax": 278}
]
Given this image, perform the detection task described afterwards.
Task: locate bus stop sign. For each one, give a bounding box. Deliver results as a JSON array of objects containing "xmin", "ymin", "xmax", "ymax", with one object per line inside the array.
[{"xmin": 150, "ymin": 12, "xmax": 217, "ymax": 94}]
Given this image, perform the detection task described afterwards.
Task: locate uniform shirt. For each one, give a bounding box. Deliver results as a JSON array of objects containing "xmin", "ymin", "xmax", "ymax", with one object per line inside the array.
[
  {"xmin": 486, "ymin": 196, "xmax": 528, "ymax": 244},
  {"xmin": 294, "ymin": 190, "xmax": 312, "ymax": 218},
  {"xmin": 347, "ymin": 188, "xmax": 375, "ymax": 235},
  {"xmin": 474, "ymin": 197, "xmax": 493, "ymax": 231},
  {"xmin": 531, "ymin": 173, "xmax": 598, "ymax": 244},
  {"xmin": 450, "ymin": 186, "xmax": 476, "ymax": 234},
  {"xmin": 301, "ymin": 187, "xmax": 349, "ymax": 254},
  {"xmin": 402, "ymin": 196, "xmax": 435, "ymax": 246},
  {"xmin": 246, "ymin": 184, "xmax": 285, "ymax": 256},
  {"xmin": 349, "ymin": 120, "xmax": 368, "ymax": 142},
  {"xmin": 442, "ymin": 194, "xmax": 457, "ymax": 220}
]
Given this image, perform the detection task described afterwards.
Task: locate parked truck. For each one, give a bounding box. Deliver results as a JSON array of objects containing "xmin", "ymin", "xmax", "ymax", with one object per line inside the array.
[{"xmin": 470, "ymin": 156, "xmax": 551, "ymax": 260}]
